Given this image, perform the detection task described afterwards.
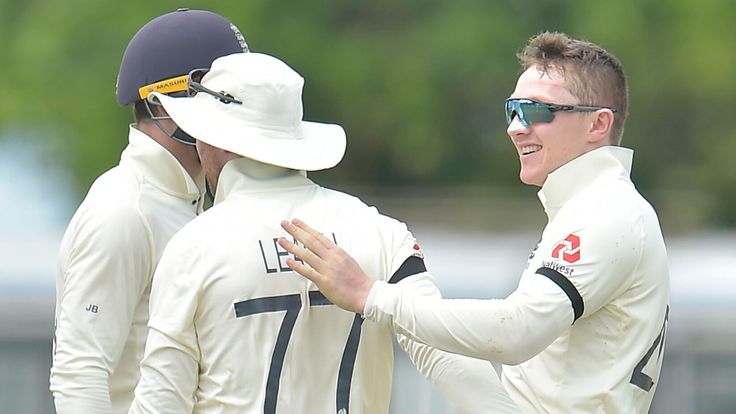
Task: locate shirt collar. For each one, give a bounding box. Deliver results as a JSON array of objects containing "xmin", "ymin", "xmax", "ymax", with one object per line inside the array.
[
  {"xmin": 538, "ymin": 146, "xmax": 634, "ymax": 219},
  {"xmin": 213, "ymin": 157, "xmax": 314, "ymax": 205},
  {"xmin": 119, "ymin": 125, "xmax": 204, "ymax": 200}
]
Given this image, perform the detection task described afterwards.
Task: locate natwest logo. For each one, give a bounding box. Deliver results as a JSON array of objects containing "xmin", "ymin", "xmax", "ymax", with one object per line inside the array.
[
  {"xmin": 551, "ymin": 233, "xmax": 581, "ymax": 263},
  {"xmin": 412, "ymin": 243, "xmax": 425, "ymax": 259}
]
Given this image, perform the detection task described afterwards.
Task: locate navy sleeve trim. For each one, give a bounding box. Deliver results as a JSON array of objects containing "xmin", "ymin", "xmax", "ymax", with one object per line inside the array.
[
  {"xmin": 536, "ymin": 266, "xmax": 584, "ymax": 324},
  {"xmin": 388, "ymin": 256, "xmax": 427, "ymax": 284}
]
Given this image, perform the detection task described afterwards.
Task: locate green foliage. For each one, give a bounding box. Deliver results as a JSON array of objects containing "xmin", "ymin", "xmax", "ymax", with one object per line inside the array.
[{"xmin": 1, "ymin": 0, "xmax": 735, "ymax": 228}]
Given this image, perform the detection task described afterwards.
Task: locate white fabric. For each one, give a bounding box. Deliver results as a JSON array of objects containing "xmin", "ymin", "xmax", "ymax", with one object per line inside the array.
[
  {"xmin": 153, "ymin": 52, "xmax": 346, "ymax": 171},
  {"xmin": 365, "ymin": 146, "xmax": 670, "ymax": 413},
  {"xmin": 389, "ymin": 274, "xmax": 519, "ymax": 414},
  {"xmin": 50, "ymin": 126, "xmax": 203, "ymax": 414},
  {"xmin": 130, "ymin": 157, "xmax": 517, "ymax": 414}
]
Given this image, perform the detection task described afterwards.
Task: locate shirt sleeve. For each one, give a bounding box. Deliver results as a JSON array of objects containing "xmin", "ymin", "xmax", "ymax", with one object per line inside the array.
[
  {"xmin": 366, "ymin": 208, "xmax": 643, "ymax": 366},
  {"xmin": 372, "ymin": 217, "xmax": 519, "ymax": 412},
  {"xmin": 393, "ymin": 272, "xmax": 519, "ymax": 414},
  {"xmin": 129, "ymin": 329, "xmax": 199, "ymax": 414},
  {"xmin": 129, "ymin": 234, "xmax": 200, "ymax": 414},
  {"xmin": 536, "ymin": 210, "xmax": 641, "ymax": 320},
  {"xmin": 366, "ymin": 273, "xmax": 573, "ymax": 365},
  {"xmin": 373, "ymin": 213, "xmax": 425, "ymax": 281},
  {"xmin": 50, "ymin": 205, "xmax": 153, "ymax": 414},
  {"xmin": 367, "ymin": 215, "xmax": 567, "ymax": 365}
]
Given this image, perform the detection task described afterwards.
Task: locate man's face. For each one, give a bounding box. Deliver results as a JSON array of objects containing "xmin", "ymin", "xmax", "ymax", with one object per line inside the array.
[{"xmin": 506, "ymin": 65, "xmax": 595, "ymax": 187}]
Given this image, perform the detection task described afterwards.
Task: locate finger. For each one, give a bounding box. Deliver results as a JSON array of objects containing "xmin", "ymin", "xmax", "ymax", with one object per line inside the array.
[
  {"xmin": 291, "ymin": 218, "xmax": 336, "ymax": 250},
  {"xmin": 277, "ymin": 237, "xmax": 325, "ymax": 270},
  {"xmin": 280, "ymin": 220, "xmax": 329, "ymax": 257},
  {"xmin": 285, "ymin": 257, "xmax": 323, "ymax": 284}
]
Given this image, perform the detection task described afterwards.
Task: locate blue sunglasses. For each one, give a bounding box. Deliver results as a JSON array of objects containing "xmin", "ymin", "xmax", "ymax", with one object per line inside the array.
[{"xmin": 505, "ymin": 98, "xmax": 616, "ymax": 127}]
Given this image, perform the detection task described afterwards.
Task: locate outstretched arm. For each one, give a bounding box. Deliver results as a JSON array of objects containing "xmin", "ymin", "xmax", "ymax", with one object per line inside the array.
[
  {"xmin": 279, "ymin": 218, "xmax": 574, "ymax": 365},
  {"xmin": 280, "ymin": 219, "xmax": 519, "ymax": 413}
]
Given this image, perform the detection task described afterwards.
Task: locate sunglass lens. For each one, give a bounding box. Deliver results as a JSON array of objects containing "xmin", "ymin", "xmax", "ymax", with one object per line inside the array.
[
  {"xmin": 505, "ymin": 99, "xmax": 555, "ymax": 126},
  {"xmin": 522, "ymin": 101, "xmax": 554, "ymax": 125},
  {"xmin": 505, "ymin": 100, "xmax": 524, "ymax": 126}
]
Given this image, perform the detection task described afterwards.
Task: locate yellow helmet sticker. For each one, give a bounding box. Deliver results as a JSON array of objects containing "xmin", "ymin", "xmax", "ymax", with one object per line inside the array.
[{"xmin": 137, "ymin": 75, "xmax": 190, "ymax": 100}]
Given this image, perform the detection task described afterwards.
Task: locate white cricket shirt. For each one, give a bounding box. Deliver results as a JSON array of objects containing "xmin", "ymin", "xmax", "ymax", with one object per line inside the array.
[
  {"xmin": 50, "ymin": 126, "xmax": 203, "ymax": 414},
  {"xmin": 130, "ymin": 158, "xmax": 518, "ymax": 414},
  {"xmin": 366, "ymin": 146, "xmax": 670, "ymax": 413}
]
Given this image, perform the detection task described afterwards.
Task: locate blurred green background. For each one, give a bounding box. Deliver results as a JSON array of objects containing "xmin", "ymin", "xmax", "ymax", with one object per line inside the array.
[
  {"xmin": 2, "ymin": 2, "xmax": 736, "ymax": 413},
  {"xmin": 2, "ymin": 0, "xmax": 735, "ymax": 231}
]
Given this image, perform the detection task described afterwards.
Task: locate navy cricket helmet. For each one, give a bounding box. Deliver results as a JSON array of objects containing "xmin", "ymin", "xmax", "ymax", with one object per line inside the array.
[{"xmin": 116, "ymin": 8, "xmax": 249, "ymax": 106}]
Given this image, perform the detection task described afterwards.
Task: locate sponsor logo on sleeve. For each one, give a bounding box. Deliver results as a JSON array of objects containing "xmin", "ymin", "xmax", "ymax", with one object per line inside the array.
[
  {"xmin": 541, "ymin": 260, "xmax": 575, "ymax": 276},
  {"xmin": 551, "ymin": 233, "xmax": 581, "ymax": 264},
  {"xmin": 411, "ymin": 242, "xmax": 425, "ymax": 259}
]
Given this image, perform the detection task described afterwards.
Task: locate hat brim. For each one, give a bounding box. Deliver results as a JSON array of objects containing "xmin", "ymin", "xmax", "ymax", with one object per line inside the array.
[{"xmin": 153, "ymin": 92, "xmax": 346, "ymax": 171}]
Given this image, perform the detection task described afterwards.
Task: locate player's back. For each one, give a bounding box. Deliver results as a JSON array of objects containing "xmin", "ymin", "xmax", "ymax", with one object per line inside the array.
[{"xmin": 177, "ymin": 174, "xmax": 414, "ymax": 413}]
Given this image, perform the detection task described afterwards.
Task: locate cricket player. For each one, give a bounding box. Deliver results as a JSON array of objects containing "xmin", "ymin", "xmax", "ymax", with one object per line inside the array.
[
  {"xmin": 279, "ymin": 32, "xmax": 671, "ymax": 413},
  {"xmin": 129, "ymin": 52, "xmax": 517, "ymax": 414},
  {"xmin": 49, "ymin": 9, "xmax": 249, "ymax": 414}
]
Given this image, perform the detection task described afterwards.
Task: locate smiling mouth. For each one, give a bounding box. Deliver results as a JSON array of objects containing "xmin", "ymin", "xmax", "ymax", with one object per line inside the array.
[{"xmin": 521, "ymin": 145, "xmax": 542, "ymax": 155}]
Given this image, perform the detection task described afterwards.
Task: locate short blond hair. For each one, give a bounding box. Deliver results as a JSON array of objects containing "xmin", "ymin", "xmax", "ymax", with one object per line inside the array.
[{"xmin": 518, "ymin": 32, "xmax": 628, "ymax": 145}]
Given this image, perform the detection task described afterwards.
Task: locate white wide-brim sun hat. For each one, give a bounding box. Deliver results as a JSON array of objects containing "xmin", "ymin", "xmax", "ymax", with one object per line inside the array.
[{"xmin": 151, "ymin": 52, "xmax": 346, "ymax": 171}]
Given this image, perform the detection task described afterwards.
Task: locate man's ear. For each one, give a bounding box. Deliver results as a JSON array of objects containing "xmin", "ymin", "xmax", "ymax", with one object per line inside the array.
[{"xmin": 587, "ymin": 109, "xmax": 614, "ymax": 144}]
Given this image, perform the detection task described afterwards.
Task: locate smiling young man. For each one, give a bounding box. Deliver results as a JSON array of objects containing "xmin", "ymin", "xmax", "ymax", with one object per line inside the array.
[{"xmin": 278, "ymin": 32, "xmax": 671, "ymax": 413}]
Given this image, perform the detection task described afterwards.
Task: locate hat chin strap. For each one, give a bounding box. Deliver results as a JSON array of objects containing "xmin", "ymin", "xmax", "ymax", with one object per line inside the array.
[
  {"xmin": 170, "ymin": 127, "xmax": 197, "ymax": 146},
  {"xmin": 144, "ymin": 99, "xmax": 197, "ymax": 146},
  {"xmin": 205, "ymin": 177, "xmax": 215, "ymax": 201}
]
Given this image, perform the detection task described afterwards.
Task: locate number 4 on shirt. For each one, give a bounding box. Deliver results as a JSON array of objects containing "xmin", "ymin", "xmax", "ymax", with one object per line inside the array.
[{"xmin": 630, "ymin": 306, "xmax": 669, "ymax": 391}]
